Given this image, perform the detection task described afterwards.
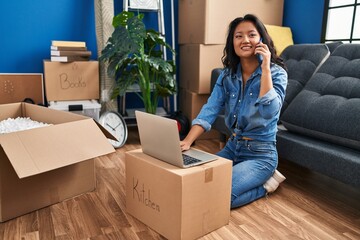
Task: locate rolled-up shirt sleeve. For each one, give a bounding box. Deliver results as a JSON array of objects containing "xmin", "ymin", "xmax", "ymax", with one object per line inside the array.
[
  {"xmin": 255, "ymin": 66, "xmax": 287, "ymax": 119},
  {"xmin": 192, "ymin": 118, "xmax": 212, "ymax": 131}
]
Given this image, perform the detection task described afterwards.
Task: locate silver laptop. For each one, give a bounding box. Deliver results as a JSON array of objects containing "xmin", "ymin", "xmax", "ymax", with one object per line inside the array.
[{"xmin": 135, "ymin": 110, "xmax": 218, "ymax": 168}]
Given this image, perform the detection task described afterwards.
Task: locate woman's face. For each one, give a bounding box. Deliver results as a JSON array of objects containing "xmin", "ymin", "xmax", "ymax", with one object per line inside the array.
[{"xmin": 233, "ymin": 21, "xmax": 261, "ymax": 59}]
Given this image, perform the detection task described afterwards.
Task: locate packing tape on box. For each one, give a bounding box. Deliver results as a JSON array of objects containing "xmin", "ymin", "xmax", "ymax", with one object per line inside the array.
[{"xmin": 202, "ymin": 166, "xmax": 213, "ymax": 183}]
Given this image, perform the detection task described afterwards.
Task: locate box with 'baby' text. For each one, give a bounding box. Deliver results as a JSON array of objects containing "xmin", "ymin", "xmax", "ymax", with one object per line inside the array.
[{"xmin": 126, "ymin": 149, "xmax": 232, "ymax": 240}]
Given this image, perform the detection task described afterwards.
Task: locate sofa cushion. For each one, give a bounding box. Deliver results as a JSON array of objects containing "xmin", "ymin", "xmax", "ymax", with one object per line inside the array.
[
  {"xmin": 280, "ymin": 44, "xmax": 330, "ymax": 115},
  {"xmin": 326, "ymin": 41, "xmax": 343, "ymax": 53},
  {"xmin": 265, "ymin": 24, "xmax": 294, "ymax": 55},
  {"xmin": 281, "ymin": 43, "xmax": 360, "ymax": 151}
]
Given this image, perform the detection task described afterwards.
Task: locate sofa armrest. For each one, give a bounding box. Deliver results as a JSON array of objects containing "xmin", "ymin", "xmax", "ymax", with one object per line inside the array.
[
  {"xmin": 210, "ymin": 68, "xmax": 232, "ymax": 144},
  {"xmin": 210, "ymin": 68, "xmax": 222, "ymax": 92}
]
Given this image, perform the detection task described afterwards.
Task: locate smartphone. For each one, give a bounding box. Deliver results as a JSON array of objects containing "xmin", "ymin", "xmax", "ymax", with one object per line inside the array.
[{"xmin": 256, "ymin": 37, "xmax": 263, "ymax": 63}]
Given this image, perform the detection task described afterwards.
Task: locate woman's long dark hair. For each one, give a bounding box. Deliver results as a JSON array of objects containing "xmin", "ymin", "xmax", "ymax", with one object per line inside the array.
[{"xmin": 222, "ymin": 14, "xmax": 286, "ymax": 73}]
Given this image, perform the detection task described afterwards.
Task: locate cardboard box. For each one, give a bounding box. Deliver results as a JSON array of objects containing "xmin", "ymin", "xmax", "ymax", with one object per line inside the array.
[
  {"xmin": 126, "ymin": 149, "xmax": 232, "ymax": 240},
  {"xmin": 179, "ymin": 0, "xmax": 284, "ymax": 44},
  {"xmin": 180, "ymin": 88, "xmax": 209, "ymax": 121},
  {"xmin": 0, "ymin": 102, "xmax": 115, "ymax": 222},
  {"xmin": 48, "ymin": 100, "xmax": 101, "ymax": 121},
  {"xmin": 179, "ymin": 88, "xmax": 219, "ymax": 140},
  {"xmin": 179, "ymin": 44, "xmax": 224, "ymax": 94},
  {"xmin": 0, "ymin": 73, "xmax": 44, "ymax": 105},
  {"xmin": 43, "ymin": 60, "xmax": 100, "ymax": 101}
]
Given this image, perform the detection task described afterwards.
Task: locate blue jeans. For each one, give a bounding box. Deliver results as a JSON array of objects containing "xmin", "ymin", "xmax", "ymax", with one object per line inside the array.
[{"xmin": 216, "ymin": 136, "xmax": 277, "ymax": 208}]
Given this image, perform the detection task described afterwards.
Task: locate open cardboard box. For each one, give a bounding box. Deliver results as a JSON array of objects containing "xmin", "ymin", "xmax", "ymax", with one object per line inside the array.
[
  {"xmin": 126, "ymin": 149, "xmax": 232, "ymax": 240},
  {"xmin": 0, "ymin": 102, "xmax": 115, "ymax": 222}
]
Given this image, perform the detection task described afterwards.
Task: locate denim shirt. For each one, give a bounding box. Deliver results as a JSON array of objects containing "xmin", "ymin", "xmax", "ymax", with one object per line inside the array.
[{"xmin": 193, "ymin": 63, "xmax": 288, "ymax": 142}]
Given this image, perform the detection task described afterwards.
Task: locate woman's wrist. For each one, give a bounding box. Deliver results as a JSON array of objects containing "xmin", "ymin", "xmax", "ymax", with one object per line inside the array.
[{"xmin": 261, "ymin": 66, "xmax": 271, "ymax": 74}]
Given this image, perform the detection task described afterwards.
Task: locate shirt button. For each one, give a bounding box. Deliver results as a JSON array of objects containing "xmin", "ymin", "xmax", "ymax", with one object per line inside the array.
[
  {"xmin": 238, "ymin": 100, "xmax": 241, "ymax": 102},
  {"xmin": 250, "ymin": 92, "xmax": 253, "ymax": 96},
  {"xmin": 232, "ymin": 94, "xmax": 235, "ymax": 97},
  {"xmin": 233, "ymin": 115, "xmax": 236, "ymax": 118}
]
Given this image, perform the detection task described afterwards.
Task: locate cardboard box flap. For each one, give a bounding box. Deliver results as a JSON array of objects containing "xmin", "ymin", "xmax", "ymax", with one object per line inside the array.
[
  {"xmin": 0, "ymin": 103, "xmax": 22, "ymax": 120},
  {"xmin": 94, "ymin": 121, "xmax": 117, "ymax": 141},
  {"xmin": 0, "ymin": 119, "xmax": 114, "ymax": 179},
  {"xmin": 21, "ymin": 102, "xmax": 116, "ymax": 140}
]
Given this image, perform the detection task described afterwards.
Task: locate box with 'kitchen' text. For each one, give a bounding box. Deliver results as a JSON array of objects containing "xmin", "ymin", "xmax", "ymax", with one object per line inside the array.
[
  {"xmin": 43, "ymin": 60, "xmax": 99, "ymax": 101},
  {"xmin": 126, "ymin": 149, "xmax": 232, "ymax": 240},
  {"xmin": 0, "ymin": 102, "xmax": 115, "ymax": 222}
]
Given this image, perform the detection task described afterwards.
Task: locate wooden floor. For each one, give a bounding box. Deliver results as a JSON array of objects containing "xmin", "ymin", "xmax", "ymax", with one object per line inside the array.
[{"xmin": 1, "ymin": 127, "xmax": 360, "ymax": 240}]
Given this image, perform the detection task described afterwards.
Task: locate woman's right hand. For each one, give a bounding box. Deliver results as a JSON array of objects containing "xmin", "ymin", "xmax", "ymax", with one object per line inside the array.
[
  {"xmin": 180, "ymin": 124, "xmax": 205, "ymax": 151},
  {"xmin": 180, "ymin": 140, "xmax": 191, "ymax": 151}
]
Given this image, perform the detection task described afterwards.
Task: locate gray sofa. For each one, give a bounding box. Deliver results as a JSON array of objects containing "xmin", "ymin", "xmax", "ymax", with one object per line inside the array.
[{"xmin": 210, "ymin": 43, "xmax": 360, "ymax": 187}]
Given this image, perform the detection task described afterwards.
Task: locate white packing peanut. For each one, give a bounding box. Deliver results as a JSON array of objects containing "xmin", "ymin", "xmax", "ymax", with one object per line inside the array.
[{"xmin": 0, "ymin": 117, "xmax": 51, "ymax": 134}]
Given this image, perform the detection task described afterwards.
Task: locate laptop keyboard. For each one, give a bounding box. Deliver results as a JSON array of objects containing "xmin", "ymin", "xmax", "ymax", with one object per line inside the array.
[{"xmin": 182, "ymin": 154, "xmax": 202, "ymax": 165}]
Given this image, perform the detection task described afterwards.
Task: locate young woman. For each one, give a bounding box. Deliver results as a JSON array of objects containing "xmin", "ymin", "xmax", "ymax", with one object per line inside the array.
[{"xmin": 180, "ymin": 14, "xmax": 288, "ymax": 208}]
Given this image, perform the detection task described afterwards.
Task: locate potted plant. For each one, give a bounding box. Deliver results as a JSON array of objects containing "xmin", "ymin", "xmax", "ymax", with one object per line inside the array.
[{"xmin": 99, "ymin": 11, "xmax": 176, "ymax": 114}]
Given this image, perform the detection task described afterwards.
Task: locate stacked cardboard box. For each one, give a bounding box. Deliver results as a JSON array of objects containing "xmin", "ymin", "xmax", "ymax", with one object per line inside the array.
[
  {"xmin": 43, "ymin": 60, "xmax": 102, "ymax": 121},
  {"xmin": 178, "ymin": 0, "xmax": 284, "ymax": 140}
]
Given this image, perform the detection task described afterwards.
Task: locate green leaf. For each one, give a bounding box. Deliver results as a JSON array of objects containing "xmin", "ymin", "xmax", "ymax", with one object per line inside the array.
[
  {"xmin": 100, "ymin": 10, "xmax": 177, "ymax": 114},
  {"xmin": 148, "ymin": 57, "xmax": 173, "ymax": 72},
  {"xmin": 155, "ymin": 81, "xmax": 176, "ymax": 97},
  {"xmin": 128, "ymin": 15, "xmax": 146, "ymax": 48},
  {"xmin": 112, "ymin": 11, "xmax": 134, "ymax": 28}
]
